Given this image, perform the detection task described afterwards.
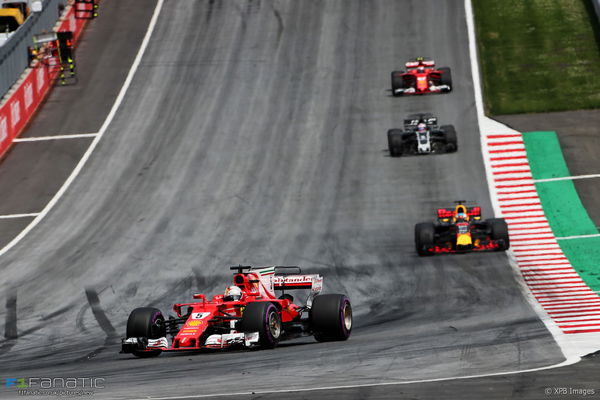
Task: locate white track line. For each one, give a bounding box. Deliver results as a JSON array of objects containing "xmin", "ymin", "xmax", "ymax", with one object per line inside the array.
[
  {"xmin": 534, "ymin": 174, "xmax": 600, "ymax": 183},
  {"xmin": 556, "ymin": 234, "xmax": 600, "ymax": 240},
  {"xmin": 130, "ymin": 358, "xmax": 579, "ymax": 400},
  {"xmin": 0, "ymin": 0, "xmax": 164, "ymax": 258},
  {"xmin": 13, "ymin": 133, "xmax": 99, "ymax": 142},
  {"xmin": 0, "ymin": 213, "xmax": 40, "ymax": 219}
]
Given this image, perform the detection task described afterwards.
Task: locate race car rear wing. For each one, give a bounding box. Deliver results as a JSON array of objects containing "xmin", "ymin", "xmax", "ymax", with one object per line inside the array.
[
  {"xmin": 405, "ymin": 60, "xmax": 435, "ymax": 68},
  {"xmin": 404, "ymin": 115, "xmax": 437, "ymax": 129},
  {"xmin": 273, "ymin": 274, "xmax": 323, "ymax": 291},
  {"xmin": 252, "ymin": 266, "xmax": 323, "ymax": 291},
  {"xmin": 274, "ymin": 273, "xmax": 323, "ymax": 308},
  {"xmin": 231, "ymin": 266, "xmax": 323, "ymax": 300},
  {"xmin": 437, "ymin": 206, "xmax": 482, "ymax": 220}
]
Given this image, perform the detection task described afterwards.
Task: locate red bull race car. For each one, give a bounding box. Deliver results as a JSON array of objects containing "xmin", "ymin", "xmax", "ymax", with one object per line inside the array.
[
  {"xmin": 391, "ymin": 57, "xmax": 452, "ymax": 96},
  {"xmin": 415, "ymin": 202, "xmax": 509, "ymax": 256},
  {"xmin": 121, "ymin": 266, "xmax": 352, "ymax": 357}
]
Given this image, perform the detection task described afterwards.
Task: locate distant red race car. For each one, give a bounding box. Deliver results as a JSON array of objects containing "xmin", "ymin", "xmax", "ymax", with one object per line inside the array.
[
  {"xmin": 121, "ymin": 266, "xmax": 352, "ymax": 357},
  {"xmin": 391, "ymin": 57, "xmax": 452, "ymax": 96},
  {"xmin": 414, "ymin": 202, "xmax": 509, "ymax": 256}
]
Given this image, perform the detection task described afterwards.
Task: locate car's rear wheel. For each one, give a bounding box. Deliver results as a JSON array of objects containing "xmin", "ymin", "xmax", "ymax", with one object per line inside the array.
[
  {"xmin": 415, "ymin": 222, "xmax": 436, "ymax": 256},
  {"xmin": 439, "ymin": 67, "xmax": 452, "ymax": 91},
  {"xmin": 391, "ymin": 71, "xmax": 405, "ymax": 96},
  {"xmin": 126, "ymin": 307, "xmax": 166, "ymax": 358},
  {"xmin": 239, "ymin": 302, "xmax": 282, "ymax": 348},
  {"xmin": 311, "ymin": 294, "xmax": 352, "ymax": 342},
  {"xmin": 387, "ymin": 129, "xmax": 403, "ymax": 157},
  {"xmin": 441, "ymin": 125, "xmax": 457, "ymax": 152},
  {"xmin": 488, "ymin": 218, "xmax": 510, "ymax": 250}
]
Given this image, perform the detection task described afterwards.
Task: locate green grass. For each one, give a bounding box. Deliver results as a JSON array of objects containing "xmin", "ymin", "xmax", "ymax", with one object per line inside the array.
[{"xmin": 473, "ymin": 0, "xmax": 600, "ymax": 114}]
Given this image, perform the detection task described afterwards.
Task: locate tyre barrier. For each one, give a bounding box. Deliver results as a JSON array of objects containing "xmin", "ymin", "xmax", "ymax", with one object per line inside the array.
[{"xmin": 0, "ymin": 3, "xmax": 89, "ymax": 159}]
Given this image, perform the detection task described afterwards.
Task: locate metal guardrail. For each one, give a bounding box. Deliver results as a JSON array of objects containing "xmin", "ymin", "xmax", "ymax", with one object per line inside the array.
[
  {"xmin": 0, "ymin": 0, "xmax": 68, "ymax": 99},
  {"xmin": 593, "ymin": 0, "xmax": 600, "ymax": 22}
]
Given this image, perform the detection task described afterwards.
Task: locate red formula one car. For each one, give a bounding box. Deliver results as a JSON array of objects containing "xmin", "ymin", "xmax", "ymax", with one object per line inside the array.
[
  {"xmin": 121, "ymin": 266, "xmax": 352, "ymax": 357},
  {"xmin": 414, "ymin": 202, "xmax": 509, "ymax": 256},
  {"xmin": 391, "ymin": 57, "xmax": 452, "ymax": 96}
]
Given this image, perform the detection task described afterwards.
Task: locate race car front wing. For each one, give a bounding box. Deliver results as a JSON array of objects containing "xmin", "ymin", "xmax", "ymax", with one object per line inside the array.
[
  {"xmin": 394, "ymin": 84, "xmax": 451, "ymax": 95},
  {"xmin": 121, "ymin": 332, "xmax": 261, "ymax": 353}
]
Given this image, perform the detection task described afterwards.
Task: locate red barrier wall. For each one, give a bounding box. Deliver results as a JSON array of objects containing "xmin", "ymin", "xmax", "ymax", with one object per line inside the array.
[{"xmin": 0, "ymin": 4, "xmax": 89, "ymax": 158}]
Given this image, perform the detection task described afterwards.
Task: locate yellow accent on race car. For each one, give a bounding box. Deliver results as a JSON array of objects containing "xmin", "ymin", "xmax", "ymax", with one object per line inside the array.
[{"xmin": 457, "ymin": 233, "xmax": 472, "ymax": 246}]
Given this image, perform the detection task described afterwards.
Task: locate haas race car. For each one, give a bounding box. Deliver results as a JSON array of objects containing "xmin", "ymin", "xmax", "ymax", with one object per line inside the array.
[
  {"xmin": 391, "ymin": 57, "xmax": 452, "ymax": 96},
  {"xmin": 415, "ymin": 202, "xmax": 510, "ymax": 256},
  {"xmin": 388, "ymin": 113, "xmax": 457, "ymax": 157},
  {"xmin": 122, "ymin": 266, "xmax": 352, "ymax": 357}
]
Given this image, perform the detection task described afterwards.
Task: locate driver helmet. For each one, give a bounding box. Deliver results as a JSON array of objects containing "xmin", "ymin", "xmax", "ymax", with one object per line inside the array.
[
  {"xmin": 224, "ymin": 285, "xmax": 242, "ymax": 301},
  {"xmin": 417, "ymin": 123, "xmax": 427, "ymax": 133},
  {"xmin": 456, "ymin": 212, "xmax": 467, "ymax": 221},
  {"xmin": 417, "ymin": 66, "xmax": 425, "ymax": 72}
]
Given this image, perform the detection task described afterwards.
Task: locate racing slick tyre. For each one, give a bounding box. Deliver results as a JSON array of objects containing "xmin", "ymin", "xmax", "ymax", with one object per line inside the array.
[
  {"xmin": 126, "ymin": 307, "xmax": 166, "ymax": 358},
  {"xmin": 439, "ymin": 67, "xmax": 452, "ymax": 91},
  {"xmin": 415, "ymin": 222, "xmax": 436, "ymax": 256},
  {"xmin": 488, "ymin": 218, "xmax": 510, "ymax": 250},
  {"xmin": 387, "ymin": 129, "xmax": 403, "ymax": 157},
  {"xmin": 441, "ymin": 125, "xmax": 458, "ymax": 153},
  {"xmin": 310, "ymin": 294, "xmax": 352, "ymax": 342},
  {"xmin": 391, "ymin": 71, "xmax": 405, "ymax": 96},
  {"xmin": 239, "ymin": 301, "xmax": 282, "ymax": 349}
]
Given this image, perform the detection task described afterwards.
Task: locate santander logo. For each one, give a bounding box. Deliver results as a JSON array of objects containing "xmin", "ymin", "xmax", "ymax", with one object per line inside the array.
[{"xmin": 273, "ymin": 275, "xmax": 312, "ymax": 284}]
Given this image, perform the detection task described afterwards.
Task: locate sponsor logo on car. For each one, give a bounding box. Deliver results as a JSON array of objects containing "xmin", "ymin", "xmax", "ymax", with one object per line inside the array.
[{"xmin": 273, "ymin": 275, "xmax": 313, "ymax": 284}]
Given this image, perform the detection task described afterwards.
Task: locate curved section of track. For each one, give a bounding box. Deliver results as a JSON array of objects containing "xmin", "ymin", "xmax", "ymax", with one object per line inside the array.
[{"xmin": 1, "ymin": 0, "xmax": 563, "ymax": 398}]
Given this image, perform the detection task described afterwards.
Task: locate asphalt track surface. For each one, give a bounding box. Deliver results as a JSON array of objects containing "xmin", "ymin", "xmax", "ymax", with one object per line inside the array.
[{"xmin": 0, "ymin": 0, "xmax": 580, "ymax": 398}]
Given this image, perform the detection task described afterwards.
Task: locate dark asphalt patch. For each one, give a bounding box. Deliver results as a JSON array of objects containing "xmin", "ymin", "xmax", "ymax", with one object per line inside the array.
[
  {"xmin": 0, "ymin": 218, "xmax": 33, "ymax": 249},
  {"xmin": 0, "ymin": 139, "xmax": 93, "ymax": 215}
]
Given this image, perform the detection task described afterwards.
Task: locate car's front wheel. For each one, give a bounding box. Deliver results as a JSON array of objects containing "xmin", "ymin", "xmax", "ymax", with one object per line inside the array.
[
  {"xmin": 438, "ymin": 67, "xmax": 452, "ymax": 91},
  {"xmin": 239, "ymin": 302, "xmax": 282, "ymax": 348},
  {"xmin": 388, "ymin": 129, "xmax": 404, "ymax": 157},
  {"xmin": 126, "ymin": 307, "xmax": 166, "ymax": 358},
  {"xmin": 415, "ymin": 222, "xmax": 436, "ymax": 256},
  {"xmin": 488, "ymin": 218, "xmax": 510, "ymax": 250},
  {"xmin": 391, "ymin": 71, "xmax": 405, "ymax": 96}
]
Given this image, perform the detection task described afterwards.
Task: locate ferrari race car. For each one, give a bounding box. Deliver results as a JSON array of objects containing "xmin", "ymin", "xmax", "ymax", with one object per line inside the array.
[
  {"xmin": 415, "ymin": 202, "xmax": 509, "ymax": 256},
  {"xmin": 391, "ymin": 57, "xmax": 452, "ymax": 96},
  {"xmin": 121, "ymin": 266, "xmax": 352, "ymax": 357},
  {"xmin": 388, "ymin": 113, "xmax": 457, "ymax": 157}
]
